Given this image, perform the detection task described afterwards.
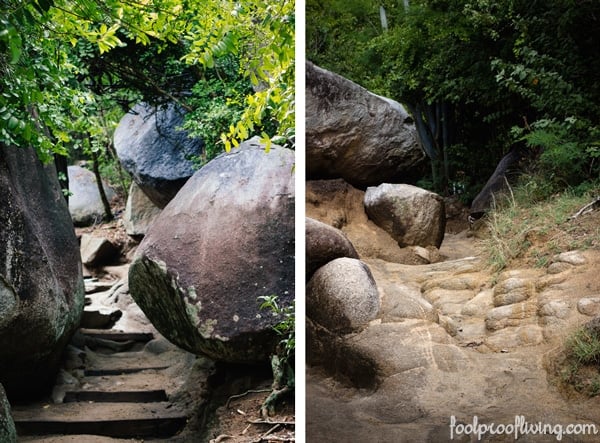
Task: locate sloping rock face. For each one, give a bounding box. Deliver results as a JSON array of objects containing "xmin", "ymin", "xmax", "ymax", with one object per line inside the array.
[
  {"xmin": 0, "ymin": 145, "xmax": 85, "ymax": 399},
  {"xmin": 68, "ymin": 165, "xmax": 115, "ymax": 227},
  {"xmin": 308, "ymin": 247, "xmax": 600, "ymax": 442},
  {"xmin": 123, "ymin": 182, "xmax": 162, "ymax": 237},
  {"xmin": 0, "ymin": 384, "xmax": 16, "ymax": 443},
  {"xmin": 364, "ymin": 183, "xmax": 445, "ymax": 248},
  {"xmin": 129, "ymin": 138, "xmax": 294, "ymax": 363},
  {"xmin": 305, "ymin": 217, "xmax": 358, "ymax": 279},
  {"xmin": 306, "ymin": 61, "xmax": 425, "ymax": 188},
  {"xmin": 114, "ymin": 102, "xmax": 203, "ymax": 208}
]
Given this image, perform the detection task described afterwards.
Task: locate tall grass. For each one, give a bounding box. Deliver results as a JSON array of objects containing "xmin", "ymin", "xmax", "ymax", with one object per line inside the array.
[{"xmin": 480, "ymin": 178, "xmax": 599, "ymax": 271}]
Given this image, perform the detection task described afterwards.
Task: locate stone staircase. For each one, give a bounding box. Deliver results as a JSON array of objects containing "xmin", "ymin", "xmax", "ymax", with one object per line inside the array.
[{"xmin": 12, "ymin": 273, "xmax": 193, "ymax": 441}]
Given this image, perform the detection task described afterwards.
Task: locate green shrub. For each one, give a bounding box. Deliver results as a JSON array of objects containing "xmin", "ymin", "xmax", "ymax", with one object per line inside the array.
[{"xmin": 559, "ymin": 326, "xmax": 600, "ymax": 397}]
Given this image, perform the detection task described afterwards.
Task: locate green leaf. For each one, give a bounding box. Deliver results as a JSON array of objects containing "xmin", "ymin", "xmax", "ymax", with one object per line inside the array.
[{"xmin": 7, "ymin": 116, "xmax": 19, "ymax": 130}]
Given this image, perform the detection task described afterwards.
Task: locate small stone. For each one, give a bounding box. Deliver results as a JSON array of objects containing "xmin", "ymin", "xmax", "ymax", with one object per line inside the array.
[
  {"xmin": 80, "ymin": 234, "xmax": 119, "ymax": 267},
  {"xmin": 577, "ymin": 297, "xmax": 600, "ymax": 317},
  {"xmin": 411, "ymin": 246, "xmax": 431, "ymax": 263},
  {"xmin": 555, "ymin": 250, "xmax": 587, "ymax": 266},
  {"xmin": 438, "ymin": 315, "xmax": 459, "ymax": 336},
  {"xmin": 539, "ymin": 300, "xmax": 571, "ymax": 319},
  {"xmin": 547, "ymin": 261, "xmax": 573, "ymax": 274}
]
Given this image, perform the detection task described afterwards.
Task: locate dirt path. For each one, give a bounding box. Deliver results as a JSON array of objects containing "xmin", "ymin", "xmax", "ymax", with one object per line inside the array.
[{"xmin": 307, "ymin": 229, "xmax": 600, "ymax": 442}]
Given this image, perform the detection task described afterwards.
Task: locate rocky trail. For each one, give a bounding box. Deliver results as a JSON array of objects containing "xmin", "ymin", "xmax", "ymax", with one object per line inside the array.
[
  {"xmin": 9, "ymin": 253, "xmax": 294, "ymax": 443},
  {"xmin": 308, "ymin": 227, "xmax": 600, "ymax": 442},
  {"xmin": 11, "ymin": 265, "xmax": 200, "ymax": 442}
]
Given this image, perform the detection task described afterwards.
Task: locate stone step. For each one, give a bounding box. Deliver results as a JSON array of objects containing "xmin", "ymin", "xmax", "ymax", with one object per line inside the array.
[
  {"xmin": 79, "ymin": 329, "xmax": 154, "ymax": 343},
  {"xmin": 63, "ymin": 389, "xmax": 168, "ymax": 403},
  {"xmin": 12, "ymin": 401, "xmax": 187, "ymax": 438},
  {"xmin": 84, "ymin": 366, "xmax": 169, "ymax": 376},
  {"xmin": 78, "ymin": 372, "xmax": 175, "ymax": 394}
]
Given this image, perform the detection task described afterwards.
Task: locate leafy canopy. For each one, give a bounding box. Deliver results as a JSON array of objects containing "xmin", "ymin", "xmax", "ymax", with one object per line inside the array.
[
  {"xmin": 307, "ymin": 0, "xmax": 600, "ymax": 196},
  {"xmin": 1, "ymin": 0, "xmax": 295, "ymax": 162}
]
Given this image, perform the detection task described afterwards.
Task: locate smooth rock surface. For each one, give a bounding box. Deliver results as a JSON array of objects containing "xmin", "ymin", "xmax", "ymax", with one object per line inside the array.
[
  {"xmin": 306, "ymin": 62, "xmax": 425, "ymax": 187},
  {"xmin": 80, "ymin": 234, "xmax": 120, "ymax": 267},
  {"xmin": 364, "ymin": 183, "xmax": 445, "ymax": 248},
  {"xmin": 0, "ymin": 145, "xmax": 85, "ymax": 399},
  {"xmin": 307, "ymin": 257, "xmax": 380, "ymax": 334},
  {"xmin": 114, "ymin": 102, "xmax": 203, "ymax": 208},
  {"xmin": 68, "ymin": 165, "xmax": 116, "ymax": 227},
  {"xmin": 123, "ymin": 182, "xmax": 162, "ymax": 237},
  {"xmin": 305, "ymin": 217, "xmax": 359, "ymax": 279},
  {"xmin": 129, "ymin": 137, "xmax": 294, "ymax": 363}
]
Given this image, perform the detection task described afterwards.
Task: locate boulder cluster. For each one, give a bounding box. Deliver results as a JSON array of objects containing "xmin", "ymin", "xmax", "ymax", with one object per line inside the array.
[
  {"xmin": 0, "ymin": 101, "xmax": 294, "ymax": 434},
  {"xmin": 305, "ymin": 63, "xmax": 446, "ymax": 368}
]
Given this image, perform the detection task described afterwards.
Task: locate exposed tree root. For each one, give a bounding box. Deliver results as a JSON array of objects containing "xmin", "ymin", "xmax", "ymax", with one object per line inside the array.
[{"xmin": 260, "ymin": 354, "xmax": 294, "ymax": 418}]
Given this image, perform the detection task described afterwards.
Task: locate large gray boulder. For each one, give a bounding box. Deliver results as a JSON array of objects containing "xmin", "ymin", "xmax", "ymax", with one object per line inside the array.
[
  {"xmin": 307, "ymin": 257, "xmax": 380, "ymax": 334},
  {"xmin": 129, "ymin": 137, "xmax": 294, "ymax": 363},
  {"xmin": 364, "ymin": 183, "xmax": 446, "ymax": 248},
  {"xmin": 68, "ymin": 165, "xmax": 116, "ymax": 227},
  {"xmin": 114, "ymin": 102, "xmax": 204, "ymax": 208},
  {"xmin": 0, "ymin": 384, "xmax": 15, "ymax": 443},
  {"xmin": 0, "ymin": 145, "xmax": 85, "ymax": 399},
  {"xmin": 306, "ymin": 217, "xmax": 358, "ymax": 280},
  {"xmin": 306, "ymin": 61, "xmax": 425, "ymax": 188}
]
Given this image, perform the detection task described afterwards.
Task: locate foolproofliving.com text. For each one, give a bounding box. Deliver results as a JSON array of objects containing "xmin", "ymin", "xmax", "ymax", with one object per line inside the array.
[{"xmin": 449, "ymin": 415, "xmax": 598, "ymax": 441}]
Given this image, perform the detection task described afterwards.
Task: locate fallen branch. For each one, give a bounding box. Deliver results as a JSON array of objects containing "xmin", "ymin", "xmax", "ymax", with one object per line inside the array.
[
  {"xmin": 250, "ymin": 424, "xmax": 291, "ymax": 443},
  {"xmin": 247, "ymin": 419, "xmax": 295, "ymax": 426},
  {"xmin": 225, "ymin": 389, "xmax": 271, "ymax": 408},
  {"xmin": 209, "ymin": 434, "xmax": 233, "ymax": 443},
  {"xmin": 568, "ymin": 197, "xmax": 600, "ymax": 220},
  {"xmin": 254, "ymin": 436, "xmax": 295, "ymax": 442}
]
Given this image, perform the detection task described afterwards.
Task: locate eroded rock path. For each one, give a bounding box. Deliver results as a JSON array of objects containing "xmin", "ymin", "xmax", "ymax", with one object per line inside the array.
[{"xmin": 308, "ymin": 232, "xmax": 600, "ymax": 442}]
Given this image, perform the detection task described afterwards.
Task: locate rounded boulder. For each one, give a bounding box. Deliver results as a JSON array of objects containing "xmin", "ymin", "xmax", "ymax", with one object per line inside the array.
[
  {"xmin": 68, "ymin": 165, "xmax": 116, "ymax": 227},
  {"xmin": 306, "ymin": 62, "xmax": 425, "ymax": 187},
  {"xmin": 128, "ymin": 137, "xmax": 294, "ymax": 363},
  {"xmin": 364, "ymin": 183, "xmax": 446, "ymax": 248},
  {"xmin": 307, "ymin": 257, "xmax": 380, "ymax": 334},
  {"xmin": 306, "ymin": 217, "xmax": 359, "ymax": 280},
  {"xmin": 114, "ymin": 102, "xmax": 203, "ymax": 208}
]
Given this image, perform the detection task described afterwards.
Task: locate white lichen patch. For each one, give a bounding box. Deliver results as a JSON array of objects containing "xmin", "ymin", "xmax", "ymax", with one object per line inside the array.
[
  {"xmin": 185, "ymin": 299, "xmax": 201, "ymax": 325},
  {"xmin": 198, "ymin": 318, "xmax": 217, "ymax": 338},
  {"xmin": 214, "ymin": 334, "xmax": 229, "ymax": 342}
]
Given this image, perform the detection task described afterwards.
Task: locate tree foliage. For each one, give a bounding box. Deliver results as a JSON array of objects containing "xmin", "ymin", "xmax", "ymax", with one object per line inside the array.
[
  {"xmin": 307, "ymin": 0, "xmax": 600, "ymax": 197},
  {"xmin": 1, "ymin": 0, "xmax": 295, "ymax": 167}
]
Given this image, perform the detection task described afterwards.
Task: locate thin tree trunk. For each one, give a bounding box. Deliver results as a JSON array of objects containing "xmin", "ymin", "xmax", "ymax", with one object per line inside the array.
[
  {"xmin": 54, "ymin": 154, "xmax": 69, "ymax": 205},
  {"xmin": 407, "ymin": 102, "xmax": 436, "ymax": 159},
  {"xmin": 105, "ymin": 140, "xmax": 130, "ymax": 200},
  {"xmin": 90, "ymin": 149, "xmax": 113, "ymax": 222}
]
